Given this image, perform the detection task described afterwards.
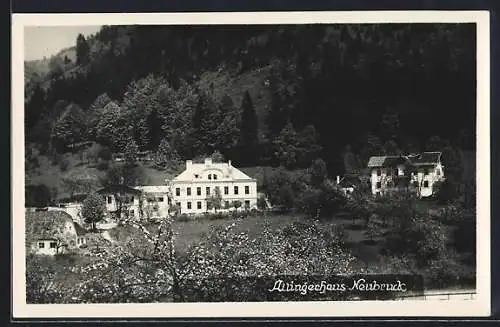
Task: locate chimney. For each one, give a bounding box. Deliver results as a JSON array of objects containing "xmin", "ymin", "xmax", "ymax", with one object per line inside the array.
[
  {"xmin": 186, "ymin": 160, "xmax": 192, "ymax": 169},
  {"xmin": 336, "ymin": 175, "xmax": 340, "ymax": 185},
  {"xmin": 205, "ymin": 158, "xmax": 212, "ymax": 165},
  {"xmin": 228, "ymin": 160, "xmax": 232, "ymax": 167}
]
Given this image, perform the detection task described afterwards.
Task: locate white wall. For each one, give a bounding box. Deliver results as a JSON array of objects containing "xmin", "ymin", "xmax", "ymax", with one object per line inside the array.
[
  {"xmin": 172, "ymin": 181, "xmax": 258, "ymax": 214},
  {"xmin": 371, "ymin": 164, "xmax": 445, "ymax": 197}
]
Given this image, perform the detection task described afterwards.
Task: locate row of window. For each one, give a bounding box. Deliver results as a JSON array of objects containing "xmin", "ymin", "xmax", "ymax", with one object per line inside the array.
[
  {"xmin": 177, "ymin": 200, "xmax": 251, "ymax": 210},
  {"xmin": 375, "ymin": 168, "xmax": 439, "ymax": 176},
  {"xmin": 175, "ymin": 185, "xmax": 250, "ymax": 197},
  {"xmin": 38, "ymin": 242, "xmax": 57, "ymax": 249},
  {"xmin": 375, "ymin": 180, "xmax": 430, "ymax": 189},
  {"xmin": 106, "ymin": 196, "xmax": 165, "ymax": 204}
]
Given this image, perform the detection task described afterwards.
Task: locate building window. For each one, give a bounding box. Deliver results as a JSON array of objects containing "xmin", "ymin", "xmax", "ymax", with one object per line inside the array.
[
  {"xmin": 130, "ymin": 196, "xmax": 135, "ymax": 203},
  {"xmin": 244, "ymin": 200, "xmax": 250, "ymax": 208},
  {"xmin": 129, "ymin": 209, "xmax": 135, "ymax": 216},
  {"xmin": 245, "ymin": 186, "xmax": 250, "ymax": 194},
  {"xmin": 187, "ymin": 187, "xmax": 191, "ymax": 196},
  {"xmin": 376, "ymin": 169, "xmax": 382, "ymax": 176},
  {"xmin": 50, "ymin": 242, "xmax": 57, "ymax": 249},
  {"xmin": 213, "ymin": 174, "xmax": 218, "ymax": 180},
  {"xmin": 194, "ymin": 174, "xmax": 199, "ymax": 179},
  {"xmin": 376, "ymin": 182, "xmax": 381, "ymax": 189},
  {"xmin": 197, "ymin": 201, "xmax": 202, "ymax": 209},
  {"xmin": 176, "ymin": 202, "xmax": 181, "ymax": 209},
  {"xmin": 197, "ymin": 187, "xmax": 201, "ymax": 196},
  {"xmin": 107, "ymin": 196, "xmax": 112, "ymax": 204},
  {"xmin": 38, "ymin": 242, "xmax": 44, "ymax": 249},
  {"xmin": 234, "ymin": 186, "xmax": 239, "ymax": 195},
  {"xmin": 393, "ymin": 168, "xmax": 399, "ymax": 176},
  {"xmin": 224, "ymin": 186, "xmax": 229, "ymax": 195},
  {"xmin": 206, "ymin": 187, "xmax": 210, "ymax": 196},
  {"xmin": 437, "ymin": 169, "xmax": 441, "ymax": 176},
  {"xmin": 423, "ymin": 181, "xmax": 429, "ymax": 188},
  {"xmin": 158, "ymin": 197, "xmax": 164, "ymax": 202},
  {"xmin": 208, "ymin": 174, "xmax": 212, "ymax": 180},
  {"xmin": 187, "ymin": 202, "xmax": 192, "ymax": 209},
  {"xmin": 176, "ymin": 188, "xmax": 180, "ymax": 196}
]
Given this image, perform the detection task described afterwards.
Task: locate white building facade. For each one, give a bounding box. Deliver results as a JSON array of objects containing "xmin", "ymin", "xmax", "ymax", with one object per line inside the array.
[
  {"xmin": 98, "ymin": 185, "xmax": 171, "ymax": 221},
  {"xmin": 171, "ymin": 158, "xmax": 258, "ymax": 215},
  {"xmin": 368, "ymin": 152, "xmax": 445, "ymax": 198}
]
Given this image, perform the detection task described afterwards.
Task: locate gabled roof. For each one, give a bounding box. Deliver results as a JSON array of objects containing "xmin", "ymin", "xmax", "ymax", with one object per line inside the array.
[
  {"xmin": 173, "ymin": 160, "xmax": 255, "ymax": 182},
  {"xmin": 74, "ymin": 222, "xmax": 87, "ymax": 236},
  {"xmin": 97, "ymin": 185, "xmax": 142, "ymax": 195},
  {"xmin": 408, "ymin": 152, "xmax": 442, "ymax": 166},
  {"xmin": 25, "ymin": 211, "xmax": 74, "ymax": 241},
  {"xmin": 367, "ymin": 152, "xmax": 441, "ymax": 168},
  {"xmin": 367, "ymin": 155, "xmax": 409, "ymax": 168}
]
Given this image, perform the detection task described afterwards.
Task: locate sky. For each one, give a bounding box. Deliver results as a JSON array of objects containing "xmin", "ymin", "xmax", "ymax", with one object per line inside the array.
[{"xmin": 24, "ymin": 26, "xmax": 102, "ymax": 61}]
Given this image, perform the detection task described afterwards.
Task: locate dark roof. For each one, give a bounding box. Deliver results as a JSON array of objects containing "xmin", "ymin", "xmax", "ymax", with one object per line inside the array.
[
  {"xmin": 367, "ymin": 152, "xmax": 441, "ymax": 168},
  {"xmin": 97, "ymin": 185, "xmax": 142, "ymax": 195},
  {"xmin": 74, "ymin": 222, "xmax": 87, "ymax": 236},
  {"xmin": 25, "ymin": 211, "xmax": 74, "ymax": 241},
  {"xmin": 408, "ymin": 152, "xmax": 442, "ymax": 166},
  {"xmin": 367, "ymin": 156, "xmax": 409, "ymax": 168}
]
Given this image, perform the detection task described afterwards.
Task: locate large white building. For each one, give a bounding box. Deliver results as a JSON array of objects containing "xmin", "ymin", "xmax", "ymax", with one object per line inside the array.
[
  {"xmin": 171, "ymin": 158, "xmax": 258, "ymax": 214},
  {"xmin": 367, "ymin": 152, "xmax": 445, "ymax": 197}
]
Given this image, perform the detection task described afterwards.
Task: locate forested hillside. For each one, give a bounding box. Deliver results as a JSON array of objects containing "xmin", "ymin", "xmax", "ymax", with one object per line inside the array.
[{"xmin": 24, "ymin": 23, "xmax": 476, "ymax": 173}]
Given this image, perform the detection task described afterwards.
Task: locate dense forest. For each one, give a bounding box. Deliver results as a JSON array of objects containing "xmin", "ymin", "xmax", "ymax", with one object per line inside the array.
[{"xmin": 24, "ymin": 23, "xmax": 476, "ymax": 174}]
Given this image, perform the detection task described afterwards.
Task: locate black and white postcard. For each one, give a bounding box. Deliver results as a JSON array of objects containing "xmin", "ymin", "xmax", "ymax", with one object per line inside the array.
[{"xmin": 11, "ymin": 11, "xmax": 491, "ymax": 318}]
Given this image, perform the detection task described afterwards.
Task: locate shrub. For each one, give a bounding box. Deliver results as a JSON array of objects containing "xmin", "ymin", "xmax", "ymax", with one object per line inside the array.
[
  {"xmin": 425, "ymin": 249, "xmax": 476, "ymax": 289},
  {"xmin": 59, "ymin": 157, "xmax": 70, "ymax": 172},
  {"xmin": 298, "ymin": 181, "xmax": 348, "ymax": 219},
  {"xmin": 97, "ymin": 145, "xmax": 112, "ymax": 161},
  {"xmin": 177, "ymin": 214, "xmax": 191, "ymax": 222},
  {"xmin": 257, "ymin": 195, "xmax": 268, "ymax": 210},
  {"xmin": 96, "ymin": 161, "xmax": 109, "ymax": 171},
  {"xmin": 452, "ymin": 210, "xmax": 476, "ymax": 254}
]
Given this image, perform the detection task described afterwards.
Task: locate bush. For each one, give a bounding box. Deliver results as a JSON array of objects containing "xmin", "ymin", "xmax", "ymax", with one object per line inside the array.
[
  {"xmin": 59, "ymin": 157, "xmax": 70, "ymax": 172},
  {"xmin": 177, "ymin": 214, "xmax": 191, "ymax": 222},
  {"xmin": 97, "ymin": 145, "xmax": 112, "ymax": 161},
  {"xmin": 425, "ymin": 249, "xmax": 476, "ymax": 289},
  {"xmin": 96, "ymin": 160, "xmax": 109, "ymax": 171},
  {"xmin": 298, "ymin": 181, "xmax": 348, "ymax": 219},
  {"xmin": 452, "ymin": 210, "xmax": 476, "ymax": 254}
]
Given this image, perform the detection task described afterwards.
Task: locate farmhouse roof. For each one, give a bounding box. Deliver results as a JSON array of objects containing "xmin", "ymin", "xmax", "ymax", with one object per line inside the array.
[
  {"xmin": 408, "ymin": 152, "xmax": 442, "ymax": 166},
  {"xmin": 367, "ymin": 155, "xmax": 409, "ymax": 168},
  {"xmin": 74, "ymin": 222, "xmax": 87, "ymax": 236},
  {"xmin": 173, "ymin": 158, "xmax": 255, "ymax": 182},
  {"xmin": 367, "ymin": 152, "xmax": 441, "ymax": 168},
  {"xmin": 25, "ymin": 211, "xmax": 74, "ymax": 241}
]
